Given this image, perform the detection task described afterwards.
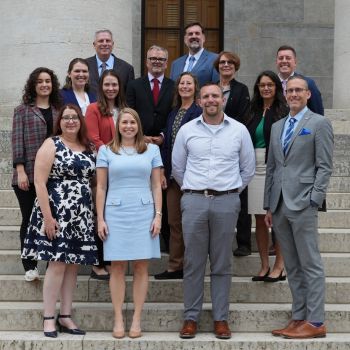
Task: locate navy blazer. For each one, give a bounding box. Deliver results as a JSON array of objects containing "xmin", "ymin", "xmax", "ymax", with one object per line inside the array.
[
  {"xmin": 294, "ymin": 72, "xmax": 324, "ymax": 115},
  {"xmin": 170, "ymin": 49, "xmax": 219, "ymax": 87},
  {"xmin": 223, "ymin": 79, "xmax": 250, "ymax": 123},
  {"xmin": 162, "ymin": 102, "xmax": 202, "ymax": 180},
  {"xmin": 60, "ymin": 88, "xmax": 96, "ymax": 109},
  {"xmin": 86, "ymin": 54, "xmax": 135, "ymax": 95},
  {"xmin": 126, "ymin": 76, "xmax": 175, "ymax": 136}
]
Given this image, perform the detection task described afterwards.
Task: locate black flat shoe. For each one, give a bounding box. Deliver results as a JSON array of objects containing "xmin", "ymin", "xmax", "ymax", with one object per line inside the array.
[
  {"xmin": 154, "ymin": 269, "xmax": 183, "ymax": 280},
  {"xmin": 57, "ymin": 314, "xmax": 86, "ymax": 335},
  {"xmin": 90, "ymin": 270, "xmax": 110, "ymax": 280},
  {"xmin": 252, "ymin": 268, "xmax": 270, "ymax": 282},
  {"xmin": 43, "ymin": 316, "xmax": 57, "ymax": 338},
  {"xmin": 264, "ymin": 270, "xmax": 287, "ymax": 283}
]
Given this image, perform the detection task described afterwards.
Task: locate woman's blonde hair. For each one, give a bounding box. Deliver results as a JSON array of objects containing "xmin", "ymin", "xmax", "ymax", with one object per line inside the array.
[{"xmin": 107, "ymin": 108, "xmax": 147, "ymax": 154}]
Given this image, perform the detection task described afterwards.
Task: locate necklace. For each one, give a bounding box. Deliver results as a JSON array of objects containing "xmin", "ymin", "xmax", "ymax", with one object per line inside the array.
[{"xmin": 121, "ymin": 145, "xmax": 136, "ymax": 156}]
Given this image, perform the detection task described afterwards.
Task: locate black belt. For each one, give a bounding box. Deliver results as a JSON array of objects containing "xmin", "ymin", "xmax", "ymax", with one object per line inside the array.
[{"xmin": 183, "ymin": 189, "xmax": 238, "ymax": 197}]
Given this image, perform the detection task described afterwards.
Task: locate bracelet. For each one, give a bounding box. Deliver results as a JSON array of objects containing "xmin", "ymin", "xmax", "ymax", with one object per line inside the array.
[{"xmin": 156, "ymin": 211, "xmax": 162, "ymax": 217}]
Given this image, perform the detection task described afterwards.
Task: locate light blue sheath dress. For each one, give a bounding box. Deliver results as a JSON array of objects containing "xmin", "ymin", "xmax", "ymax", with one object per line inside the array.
[{"xmin": 96, "ymin": 143, "xmax": 163, "ymax": 261}]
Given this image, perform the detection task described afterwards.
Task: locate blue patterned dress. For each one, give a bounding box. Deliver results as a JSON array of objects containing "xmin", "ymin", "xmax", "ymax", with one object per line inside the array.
[{"xmin": 22, "ymin": 136, "xmax": 98, "ymax": 265}]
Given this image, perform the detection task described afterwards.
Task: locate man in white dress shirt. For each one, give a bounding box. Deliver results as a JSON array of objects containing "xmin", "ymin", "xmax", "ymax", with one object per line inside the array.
[{"xmin": 172, "ymin": 83, "xmax": 255, "ymax": 339}]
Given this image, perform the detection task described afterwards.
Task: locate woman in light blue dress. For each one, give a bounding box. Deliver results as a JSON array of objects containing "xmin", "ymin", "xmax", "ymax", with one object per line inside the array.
[{"xmin": 96, "ymin": 108, "xmax": 162, "ymax": 339}]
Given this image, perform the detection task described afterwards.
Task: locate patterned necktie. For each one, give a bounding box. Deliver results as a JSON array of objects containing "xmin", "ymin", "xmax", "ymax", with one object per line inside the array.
[
  {"xmin": 152, "ymin": 78, "xmax": 160, "ymax": 105},
  {"xmin": 100, "ymin": 62, "xmax": 107, "ymax": 76},
  {"xmin": 282, "ymin": 79, "xmax": 287, "ymax": 96},
  {"xmin": 187, "ymin": 56, "xmax": 195, "ymax": 72},
  {"xmin": 283, "ymin": 117, "xmax": 297, "ymax": 154}
]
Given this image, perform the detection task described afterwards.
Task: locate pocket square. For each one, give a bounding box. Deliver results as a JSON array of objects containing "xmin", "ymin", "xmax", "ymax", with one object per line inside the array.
[{"xmin": 299, "ymin": 128, "xmax": 311, "ymax": 136}]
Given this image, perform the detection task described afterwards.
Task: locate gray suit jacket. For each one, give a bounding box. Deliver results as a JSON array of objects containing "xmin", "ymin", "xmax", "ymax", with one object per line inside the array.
[
  {"xmin": 264, "ymin": 109, "xmax": 333, "ymax": 213},
  {"xmin": 86, "ymin": 54, "xmax": 134, "ymax": 95},
  {"xmin": 170, "ymin": 49, "xmax": 219, "ymax": 87}
]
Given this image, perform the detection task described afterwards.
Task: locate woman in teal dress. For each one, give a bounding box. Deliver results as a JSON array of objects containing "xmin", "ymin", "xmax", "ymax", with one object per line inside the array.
[{"xmin": 96, "ymin": 107, "xmax": 162, "ymax": 339}]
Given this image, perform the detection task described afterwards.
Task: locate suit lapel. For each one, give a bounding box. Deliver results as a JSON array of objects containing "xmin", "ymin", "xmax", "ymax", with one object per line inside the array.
[
  {"xmin": 191, "ymin": 50, "xmax": 208, "ymax": 74},
  {"xmin": 276, "ymin": 118, "xmax": 286, "ymax": 158},
  {"xmin": 91, "ymin": 57, "xmax": 100, "ymax": 82},
  {"xmin": 141, "ymin": 76, "xmax": 154, "ymax": 104},
  {"xmin": 284, "ymin": 110, "xmax": 313, "ymax": 157},
  {"xmin": 158, "ymin": 78, "xmax": 171, "ymax": 105}
]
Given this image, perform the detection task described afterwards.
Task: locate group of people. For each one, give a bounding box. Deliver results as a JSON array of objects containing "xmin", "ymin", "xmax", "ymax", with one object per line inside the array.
[{"xmin": 12, "ymin": 22, "xmax": 333, "ymax": 340}]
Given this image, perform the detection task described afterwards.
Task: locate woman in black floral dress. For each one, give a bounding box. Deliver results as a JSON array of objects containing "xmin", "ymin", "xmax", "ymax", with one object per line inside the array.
[{"xmin": 22, "ymin": 104, "xmax": 98, "ymax": 338}]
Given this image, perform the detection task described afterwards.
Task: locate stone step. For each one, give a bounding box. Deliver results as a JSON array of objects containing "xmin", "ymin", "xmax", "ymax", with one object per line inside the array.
[
  {"xmin": 0, "ymin": 331, "xmax": 349, "ymax": 350},
  {"xmin": 2, "ymin": 188, "xmax": 350, "ymax": 209},
  {"xmin": 0, "ymin": 302, "xmax": 349, "ymax": 333},
  {"xmin": 2, "ymin": 226, "xmax": 350, "ymax": 252},
  {"xmin": 1, "ymin": 208, "xmax": 349, "ymax": 227},
  {"xmin": 1, "ymin": 275, "xmax": 349, "ymax": 304},
  {"xmin": 1, "ymin": 251, "xmax": 349, "ymax": 277}
]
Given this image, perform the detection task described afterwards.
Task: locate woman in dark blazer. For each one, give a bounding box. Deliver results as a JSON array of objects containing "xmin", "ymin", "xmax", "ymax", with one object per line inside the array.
[
  {"xmin": 155, "ymin": 72, "xmax": 202, "ymax": 280},
  {"xmin": 61, "ymin": 58, "xmax": 96, "ymax": 116},
  {"xmin": 214, "ymin": 51, "xmax": 252, "ymax": 257},
  {"xmin": 12, "ymin": 67, "xmax": 61, "ymax": 281},
  {"xmin": 246, "ymin": 70, "xmax": 289, "ymax": 282}
]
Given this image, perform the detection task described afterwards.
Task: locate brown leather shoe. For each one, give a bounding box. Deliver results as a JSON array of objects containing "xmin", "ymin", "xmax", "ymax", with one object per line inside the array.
[
  {"xmin": 283, "ymin": 322, "xmax": 326, "ymax": 339},
  {"xmin": 179, "ymin": 320, "xmax": 197, "ymax": 339},
  {"xmin": 272, "ymin": 320, "xmax": 304, "ymax": 337},
  {"xmin": 214, "ymin": 321, "xmax": 231, "ymax": 339}
]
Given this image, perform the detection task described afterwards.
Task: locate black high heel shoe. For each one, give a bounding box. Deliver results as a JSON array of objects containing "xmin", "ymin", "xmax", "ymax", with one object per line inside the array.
[
  {"xmin": 56, "ymin": 314, "xmax": 86, "ymax": 335},
  {"xmin": 43, "ymin": 316, "xmax": 57, "ymax": 338},
  {"xmin": 264, "ymin": 270, "xmax": 287, "ymax": 283},
  {"xmin": 252, "ymin": 268, "xmax": 270, "ymax": 281}
]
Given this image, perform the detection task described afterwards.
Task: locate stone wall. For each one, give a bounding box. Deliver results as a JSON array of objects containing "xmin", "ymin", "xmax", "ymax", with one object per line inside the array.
[
  {"xmin": 224, "ymin": 0, "xmax": 335, "ymax": 108},
  {"xmin": 0, "ymin": 0, "xmax": 136, "ymax": 121}
]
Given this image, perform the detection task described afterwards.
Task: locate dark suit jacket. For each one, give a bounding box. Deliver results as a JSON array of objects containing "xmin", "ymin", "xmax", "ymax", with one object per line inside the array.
[
  {"xmin": 126, "ymin": 76, "xmax": 175, "ymax": 136},
  {"xmin": 12, "ymin": 104, "xmax": 59, "ymax": 185},
  {"xmin": 162, "ymin": 102, "xmax": 202, "ymax": 180},
  {"xmin": 86, "ymin": 54, "xmax": 135, "ymax": 95},
  {"xmin": 294, "ymin": 72, "xmax": 324, "ymax": 115},
  {"xmin": 60, "ymin": 88, "xmax": 96, "ymax": 108},
  {"xmin": 170, "ymin": 49, "xmax": 219, "ymax": 87},
  {"xmin": 223, "ymin": 79, "xmax": 250, "ymax": 123}
]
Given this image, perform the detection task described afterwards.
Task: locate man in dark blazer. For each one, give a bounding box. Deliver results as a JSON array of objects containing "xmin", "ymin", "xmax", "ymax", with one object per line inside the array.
[
  {"xmin": 126, "ymin": 45, "xmax": 174, "ymax": 144},
  {"xmin": 170, "ymin": 22, "xmax": 219, "ymax": 87},
  {"xmin": 126, "ymin": 45, "xmax": 175, "ymax": 251},
  {"xmin": 264, "ymin": 76, "xmax": 333, "ymax": 339},
  {"xmin": 276, "ymin": 45, "xmax": 324, "ymax": 115},
  {"xmin": 86, "ymin": 29, "xmax": 134, "ymax": 95}
]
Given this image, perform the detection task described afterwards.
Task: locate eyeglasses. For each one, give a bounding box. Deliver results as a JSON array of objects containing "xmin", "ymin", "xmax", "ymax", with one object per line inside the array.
[
  {"xmin": 62, "ymin": 115, "xmax": 80, "ymax": 122},
  {"xmin": 257, "ymin": 83, "xmax": 275, "ymax": 89},
  {"xmin": 286, "ymin": 88, "xmax": 308, "ymax": 95},
  {"xmin": 148, "ymin": 57, "xmax": 167, "ymax": 63},
  {"xmin": 219, "ymin": 60, "xmax": 235, "ymax": 66}
]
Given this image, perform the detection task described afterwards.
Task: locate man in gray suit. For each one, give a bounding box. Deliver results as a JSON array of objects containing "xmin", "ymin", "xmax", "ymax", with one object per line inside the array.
[
  {"xmin": 264, "ymin": 76, "xmax": 333, "ymax": 339},
  {"xmin": 170, "ymin": 22, "xmax": 219, "ymax": 87},
  {"xmin": 86, "ymin": 29, "xmax": 134, "ymax": 95}
]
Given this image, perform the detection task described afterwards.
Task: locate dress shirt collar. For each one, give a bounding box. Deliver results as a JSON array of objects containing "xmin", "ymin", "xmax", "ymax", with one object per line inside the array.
[
  {"xmin": 188, "ymin": 48, "xmax": 204, "ymax": 62},
  {"xmin": 96, "ymin": 54, "xmax": 114, "ymax": 71},
  {"xmin": 287, "ymin": 106, "xmax": 308, "ymax": 123},
  {"xmin": 148, "ymin": 73, "xmax": 164, "ymax": 84}
]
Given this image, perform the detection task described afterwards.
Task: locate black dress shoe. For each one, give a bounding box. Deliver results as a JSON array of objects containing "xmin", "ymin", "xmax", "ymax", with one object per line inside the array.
[
  {"xmin": 264, "ymin": 270, "xmax": 287, "ymax": 283},
  {"xmin": 90, "ymin": 270, "xmax": 110, "ymax": 280},
  {"xmin": 43, "ymin": 316, "xmax": 57, "ymax": 338},
  {"xmin": 57, "ymin": 314, "xmax": 86, "ymax": 335},
  {"xmin": 233, "ymin": 246, "xmax": 251, "ymax": 257},
  {"xmin": 252, "ymin": 268, "xmax": 270, "ymax": 281},
  {"xmin": 154, "ymin": 269, "xmax": 183, "ymax": 280}
]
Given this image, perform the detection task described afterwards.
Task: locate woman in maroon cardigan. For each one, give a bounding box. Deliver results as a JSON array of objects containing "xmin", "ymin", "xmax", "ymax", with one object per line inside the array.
[
  {"xmin": 85, "ymin": 69, "xmax": 127, "ymax": 279},
  {"xmin": 12, "ymin": 67, "xmax": 61, "ymax": 281}
]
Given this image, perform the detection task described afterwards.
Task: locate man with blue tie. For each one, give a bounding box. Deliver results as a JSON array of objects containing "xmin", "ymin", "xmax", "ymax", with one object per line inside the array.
[
  {"xmin": 86, "ymin": 29, "xmax": 134, "ymax": 95},
  {"xmin": 264, "ymin": 76, "xmax": 333, "ymax": 339},
  {"xmin": 170, "ymin": 22, "xmax": 219, "ymax": 87}
]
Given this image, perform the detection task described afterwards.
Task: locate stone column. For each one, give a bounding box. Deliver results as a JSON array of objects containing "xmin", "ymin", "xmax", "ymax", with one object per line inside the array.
[{"xmin": 333, "ymin": 0, "xmax": 350, "ymax": 108}]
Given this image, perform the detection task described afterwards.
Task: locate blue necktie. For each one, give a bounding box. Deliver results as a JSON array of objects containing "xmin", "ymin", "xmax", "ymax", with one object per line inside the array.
[
  {"xmin": 187, "ymin": 56, "xmax": 195, "ymax": 72},
  {"xmin": 283, "ymin": 117, "xmax": 297, "ymax": 154}
]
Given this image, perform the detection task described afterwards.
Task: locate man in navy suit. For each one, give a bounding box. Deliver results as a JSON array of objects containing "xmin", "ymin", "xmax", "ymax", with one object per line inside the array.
[
  {"xmin": 86, "ymin": 29, "xmax": 134, "ymax": 95},
  {"xmin": 170, "ymin": 22, "xmax": 219, "ymax": 87},
  {"xmin": 276, "ymin": 45, "xmax": 324, "ymax": 115}
]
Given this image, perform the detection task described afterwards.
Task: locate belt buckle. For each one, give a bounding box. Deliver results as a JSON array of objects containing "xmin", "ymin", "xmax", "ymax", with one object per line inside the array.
[{"xmin": 204, "ymin": 190, "xmax": 214, "ymax": 198}]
